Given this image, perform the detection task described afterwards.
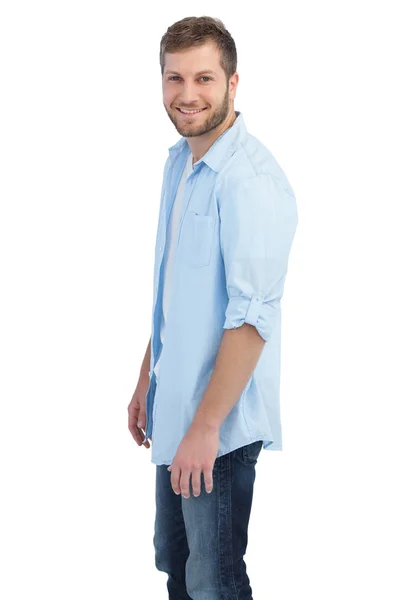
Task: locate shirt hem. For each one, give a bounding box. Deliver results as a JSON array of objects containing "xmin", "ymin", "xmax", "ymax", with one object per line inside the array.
[{"xmin": 150, "ymin": 436, "xmax": 279, "ymax": 466}]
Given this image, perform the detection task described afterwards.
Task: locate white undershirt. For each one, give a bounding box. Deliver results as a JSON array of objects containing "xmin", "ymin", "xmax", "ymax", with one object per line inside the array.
[{"xmin": 154, "ymin": 151, "xmax": 193, "ymax": 381}]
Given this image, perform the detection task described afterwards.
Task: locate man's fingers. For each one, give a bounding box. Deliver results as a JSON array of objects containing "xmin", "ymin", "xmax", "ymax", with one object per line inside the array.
[
  {"xmin": 191, "ymin": 467, "xmax": 202, "ymax": 497},
  {"xmin": 204, "ymin": 468, "xmax": 214, "ymax": 494},
  {"xmin": 169, "ymin": 464, "xmax": 181, "ymax": 495},
  {"xmin": 137, "ymin": 425, "xmax": 151, "ymax": 448},
  {"xmin": 132, "ymin": 428, "xmax": 143, "ymax": 446},
  {"xmin": 128, "ymin": 414, "xmax": 142, "ymax": 446},
  {"xmin": 128, "ymin": 410, "xmax": 150, "ymax": 448},
  {"xmin": 168, "ymin": 464, "xmax": 211, "ymax": 497},
  {"xmin": 180, "ymin": 469, "xmax": 191, "ymax": 499}
]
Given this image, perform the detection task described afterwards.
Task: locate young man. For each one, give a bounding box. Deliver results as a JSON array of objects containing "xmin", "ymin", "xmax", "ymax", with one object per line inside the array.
[{"xmin": 128, "ymin": 16, "xmax": 298, "ymax": 599}]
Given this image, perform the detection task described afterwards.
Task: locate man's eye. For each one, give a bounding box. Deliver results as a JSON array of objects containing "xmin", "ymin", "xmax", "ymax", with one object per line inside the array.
[{"xmin": 168, "ymin": 76, "xmax": 212, "ymax": 82}]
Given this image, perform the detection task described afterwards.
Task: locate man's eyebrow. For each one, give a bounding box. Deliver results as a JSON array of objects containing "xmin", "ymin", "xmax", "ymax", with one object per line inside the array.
[{"xmin": 164, "ymin": 70, "xmax": 218, "ymax": 77}]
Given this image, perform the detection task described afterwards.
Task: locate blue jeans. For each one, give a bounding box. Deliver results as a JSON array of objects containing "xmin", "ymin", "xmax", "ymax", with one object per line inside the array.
[{"xmin": 153, "ymin": 440, "xmax": 263, "ymax": 599}]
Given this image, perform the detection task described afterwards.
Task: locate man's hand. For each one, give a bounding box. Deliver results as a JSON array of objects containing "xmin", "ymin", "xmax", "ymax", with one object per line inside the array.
[
  {"xmin": 167, "ymin": 422, "xmax": 219, "ymax": 498},
  {"xmin": 128, "ymin": 381, "xmax": 151, "ymax": 449}
]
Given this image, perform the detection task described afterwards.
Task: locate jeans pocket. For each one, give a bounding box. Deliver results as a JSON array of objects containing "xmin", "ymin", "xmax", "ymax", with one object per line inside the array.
[{"xmin": 242, "ymin": 440, "xmax": 263, "ymax": 465}]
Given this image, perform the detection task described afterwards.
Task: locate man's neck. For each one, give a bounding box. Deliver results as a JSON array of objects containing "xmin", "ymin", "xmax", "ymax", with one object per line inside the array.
[{"xmin": 189, "ymin": 109, "xmax": 237, "ymax": 166}]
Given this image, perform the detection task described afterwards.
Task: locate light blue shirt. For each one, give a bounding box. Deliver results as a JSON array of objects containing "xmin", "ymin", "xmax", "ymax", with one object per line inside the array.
[{"xmin": 143, "ymin": 111, "xmax": 298, "ymax": 465}]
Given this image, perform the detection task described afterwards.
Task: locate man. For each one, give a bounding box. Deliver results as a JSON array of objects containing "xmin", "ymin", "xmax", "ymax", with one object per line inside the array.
[{"xmin": 128, "ymin": 16, "xmax": 298, "ymax": 599}]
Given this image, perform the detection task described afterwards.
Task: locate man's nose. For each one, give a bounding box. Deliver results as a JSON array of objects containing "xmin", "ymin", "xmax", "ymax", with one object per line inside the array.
[{"xmin": 178, "ymin": 84, "xmax": 201, "ymax": 105}]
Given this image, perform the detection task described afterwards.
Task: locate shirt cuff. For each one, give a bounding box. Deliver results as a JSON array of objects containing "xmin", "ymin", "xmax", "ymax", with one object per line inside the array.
[{"xmin": 223, "ymin": 293, "xmax": 279, "ymax": 342}]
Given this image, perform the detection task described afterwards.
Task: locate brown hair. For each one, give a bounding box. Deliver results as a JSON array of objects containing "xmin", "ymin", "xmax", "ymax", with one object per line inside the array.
[{"xmin": 159, "ymin": 16, "xmax": 237, "ymax": 83}]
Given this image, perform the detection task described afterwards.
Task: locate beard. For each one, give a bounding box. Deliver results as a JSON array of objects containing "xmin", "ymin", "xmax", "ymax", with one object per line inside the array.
[{"xmin": 165, "ymin": 85, "xmax": 231, "ymax": 138}]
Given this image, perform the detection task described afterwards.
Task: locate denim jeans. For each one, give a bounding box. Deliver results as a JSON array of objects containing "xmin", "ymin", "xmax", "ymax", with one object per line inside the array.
[{"xmin": 153, "ymin": 439, "xmax": 263, "ymax": 599}]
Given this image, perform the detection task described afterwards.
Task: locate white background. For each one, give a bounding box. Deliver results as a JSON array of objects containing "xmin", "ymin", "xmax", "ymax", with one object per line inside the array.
[{"xmin": 1, "ymin": 1, "xmax": 399, "ymax": 598}]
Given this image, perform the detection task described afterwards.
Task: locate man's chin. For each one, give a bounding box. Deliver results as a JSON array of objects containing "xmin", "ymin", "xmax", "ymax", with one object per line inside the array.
[{"xmin": 176, "ymin": 127, "xmax": 207, "ymax": 138}]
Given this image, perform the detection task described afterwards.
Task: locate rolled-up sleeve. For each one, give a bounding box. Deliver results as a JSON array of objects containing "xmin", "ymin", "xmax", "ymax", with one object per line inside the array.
[{"xmin": 219, "ymin": 172, "xmax": 298, "ymax": 342}]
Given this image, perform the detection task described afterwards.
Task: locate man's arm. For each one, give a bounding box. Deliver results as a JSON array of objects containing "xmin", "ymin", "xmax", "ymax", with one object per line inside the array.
[
  {"xmin": 192, "ymin": 173, "xmax": 297, "ymax": 431},
  {"xmin": 168, "ymin": 324, "xmax": 265, "ymax": 495},
  {"xmin": 128, "ymin": 336, "xmax": 152, "ymax": 447},
  {"xmin": 168, "ymin": 172, "xmax": 297, "ymax": 497},
  {"xmin": 192, "ymin": 324, "xmax": 265, "ymax": 431},
  {"xmin": 140, "ymin": 336, "xmax": 151, "ymax": 380}
]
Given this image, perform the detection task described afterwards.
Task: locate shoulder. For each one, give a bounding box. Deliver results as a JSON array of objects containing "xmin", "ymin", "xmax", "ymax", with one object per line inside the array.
[{"xmin": 216, "ymin": 134, "xmax": 295, "ymax": 200}]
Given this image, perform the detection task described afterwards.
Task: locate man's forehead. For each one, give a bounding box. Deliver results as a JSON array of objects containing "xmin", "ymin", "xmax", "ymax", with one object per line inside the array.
[{"xmin": 164, "ymin": 42, "xmax": 221, "ymax": 70}]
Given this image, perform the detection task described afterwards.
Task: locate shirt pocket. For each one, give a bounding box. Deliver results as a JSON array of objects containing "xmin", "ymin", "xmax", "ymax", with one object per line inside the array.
[{"xmin": 180, "ymin": 210, "xmax": 215, "ymax": 268}]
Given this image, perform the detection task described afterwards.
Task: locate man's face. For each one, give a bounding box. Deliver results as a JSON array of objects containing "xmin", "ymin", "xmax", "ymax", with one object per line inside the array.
[{"xmin": 162, "ymin": 42, "xmax": 236, "ymax": 138}]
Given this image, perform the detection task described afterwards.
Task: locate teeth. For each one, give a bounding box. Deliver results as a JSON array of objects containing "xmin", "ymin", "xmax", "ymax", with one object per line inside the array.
[{"xmin": 179, "ymin": 108, "xmax": 204, "ymax": 114}]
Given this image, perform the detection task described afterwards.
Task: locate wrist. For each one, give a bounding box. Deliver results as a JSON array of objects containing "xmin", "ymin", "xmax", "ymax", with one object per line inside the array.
[{"xmin": 191, "ymin": 414, "xmax": 220, "ymax": 433}]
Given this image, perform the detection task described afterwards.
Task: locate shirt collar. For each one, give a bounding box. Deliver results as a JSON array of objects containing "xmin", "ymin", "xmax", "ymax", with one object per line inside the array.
[{"xmin": 167, "ymin": 110, "xmax": 248, "ymax": 173}]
